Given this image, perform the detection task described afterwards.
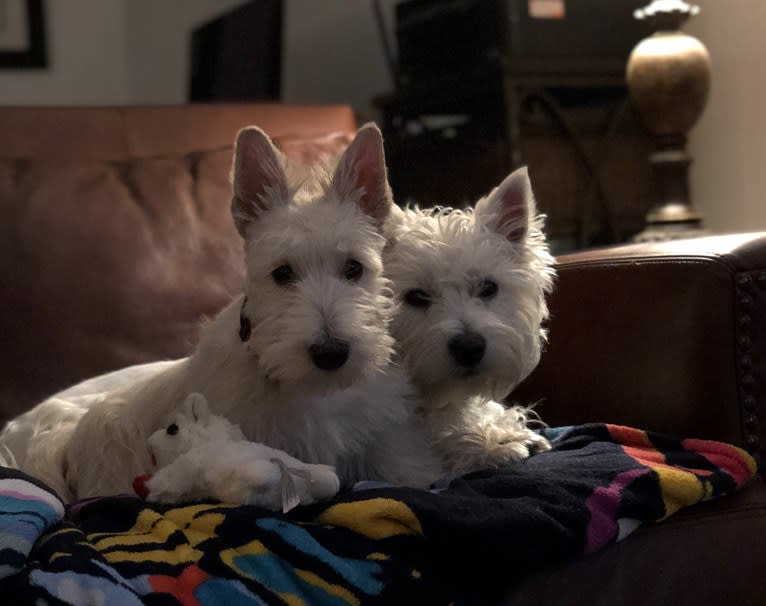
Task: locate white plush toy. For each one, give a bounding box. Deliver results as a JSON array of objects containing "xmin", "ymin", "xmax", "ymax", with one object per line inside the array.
[{"xmin": 134, "ymin": 393, "xmax": 340, "ymax": 512}]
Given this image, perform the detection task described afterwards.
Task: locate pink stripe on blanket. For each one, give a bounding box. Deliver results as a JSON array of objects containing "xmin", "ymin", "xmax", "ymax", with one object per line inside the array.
[
  {"xmin": 585, "ymin": 467, "xmax": 650, "ymax": 553},
  {"xmin": 0, "ymin": 489, "xmax": 51, "ymax": 502},
  {"xmin": 0, "ymin": 478, "xmax": 64, "ymax": 514}
]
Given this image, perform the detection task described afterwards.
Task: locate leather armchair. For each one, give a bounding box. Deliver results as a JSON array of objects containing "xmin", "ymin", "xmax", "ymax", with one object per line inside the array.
[{"xmin": 510, "ymin": 234, "xmax": 766, "ymax": 605}]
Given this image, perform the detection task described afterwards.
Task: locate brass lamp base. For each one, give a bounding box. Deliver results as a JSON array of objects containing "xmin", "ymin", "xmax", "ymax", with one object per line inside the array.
[
  {"xmin": 627, "ymin": 1, "xmax": 711, "ymax": 242},
  {"xmin": 632, "ymin": 144, "xmax": 707, "ymax": 242}
]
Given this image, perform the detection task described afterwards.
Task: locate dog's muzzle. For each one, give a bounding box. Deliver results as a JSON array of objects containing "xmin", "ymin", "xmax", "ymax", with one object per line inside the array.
[
  {"xmin": 448, "ymin": 332, "xmax": 486, "ymax": 369},
  {"xmin": 309, "ymin": 338, "xmax": 350, "ymax": 371}
]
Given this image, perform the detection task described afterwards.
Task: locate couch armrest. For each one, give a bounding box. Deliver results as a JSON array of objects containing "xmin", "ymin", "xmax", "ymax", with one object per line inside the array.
[{"xmin": 513, "ymin": 233, "xmax": 766, "ymax": 465}]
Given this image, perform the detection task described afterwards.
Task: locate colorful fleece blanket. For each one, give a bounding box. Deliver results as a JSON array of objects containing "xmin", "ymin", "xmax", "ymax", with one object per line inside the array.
[{"xmin": 0, "ymin": 423, "xmax": 757, "ymax": 605}]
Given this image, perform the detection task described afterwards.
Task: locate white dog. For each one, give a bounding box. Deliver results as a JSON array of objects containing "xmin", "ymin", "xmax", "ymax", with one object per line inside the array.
[
  {"xmin": 383, "ymin": 167, "xmax": 556, "ymax": 474},
  {"xmin": 0, "ymin": 124, "xmax": 440, "ymax": 501}
]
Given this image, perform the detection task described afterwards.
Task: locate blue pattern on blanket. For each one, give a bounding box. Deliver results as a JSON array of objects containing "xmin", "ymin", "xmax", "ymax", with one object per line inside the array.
[
  {"xmin": 0, "ymin": 468, "xmax": 65, "ymax": 580},
  {"xmin": 255, "ymin": 517, "xmax": 386, "ymax": 593}
]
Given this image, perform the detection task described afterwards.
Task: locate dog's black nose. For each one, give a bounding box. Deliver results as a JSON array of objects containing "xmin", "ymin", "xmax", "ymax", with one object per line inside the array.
[
  {"xmin": 448, "ymin": 332, "xmax": 486, "ymax": 368},
  {"xmin": 309, "ymin": 339, "xmax": 350, "ymax": 371}
]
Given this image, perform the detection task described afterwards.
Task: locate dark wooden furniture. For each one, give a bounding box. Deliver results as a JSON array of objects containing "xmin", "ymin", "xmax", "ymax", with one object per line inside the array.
[{"xmin": 376, "ymin": 0, "xmax": 656, "ymax": 252}]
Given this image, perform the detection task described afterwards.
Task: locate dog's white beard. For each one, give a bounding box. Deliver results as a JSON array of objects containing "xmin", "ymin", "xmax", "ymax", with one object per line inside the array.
[
  {"xmin": 400, "ymin": 315, "xmax": 543, "ymax": 410},
  {"xmin": 246, "ymin": 286, "xmax": 394, "ymax": 395}
]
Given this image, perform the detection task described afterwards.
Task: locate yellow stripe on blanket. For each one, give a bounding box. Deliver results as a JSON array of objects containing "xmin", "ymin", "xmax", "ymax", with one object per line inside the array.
[
  {"xmin": 654, "ymin": 466, "xmax": 706, "ymax": 519},
  {"xmin": 315, "ymin": 498, "xmax": 423, "ymax": 539},
  {"xmin": 100, "ymin": 543, "xmax": 204, "ymax": 565},
  {"xmin": 90, "ymin": 510, "xmax": 178, "ymax": 549},
  {"xmin": 90, "ymin": 505, "xmax": 227, "ymax": 564},
  {"xmin": 165, "ymin": 506, "xmax": 228, "ymax": 548},
  {"xmin": 276, "ymin": 594, "xmax": 307, "ymax": 606},
  {"xmin": 165, "ymin": 503, "xmax": 234, "ymax": 529},
  {"xmin": 295, "ymin": 568, "xmax": 360, "ymax": 606},
  {"xmin": 219, "ymin": 539, "xmax": 270, "ymax": 578}
]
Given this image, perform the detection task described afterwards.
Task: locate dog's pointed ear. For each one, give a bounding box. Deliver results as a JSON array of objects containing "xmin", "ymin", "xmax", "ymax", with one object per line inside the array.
[
  {"xmin": 231, "ymin": 127, "xmax": 289, "ymax": 237},
  {"xmin": 331, "ymin": 123, "xmax": 392, "ymax": 226},
  {"xmin": 182, "ymin": 393, "xmax": 210, "ymax": 424},
  {"xmin": 475, "ymin": 166, "xmax": 534, "ymax": 243}
]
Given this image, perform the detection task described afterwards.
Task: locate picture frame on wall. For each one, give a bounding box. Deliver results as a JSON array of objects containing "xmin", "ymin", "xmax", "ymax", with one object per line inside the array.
[{"xmin": 0, "ymin": 0, "xmax": 46, "ymax": 69}]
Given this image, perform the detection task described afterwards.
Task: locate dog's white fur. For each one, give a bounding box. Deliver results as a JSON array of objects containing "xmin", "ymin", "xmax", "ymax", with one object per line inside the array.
[
  {"xmin": 144, "ymin": 393, "xmax": 340, "ymax": 510},
  {"xmin": 0, "ymin": 124, "xmax": 440, "ymax": 500},
  {"xmin": 383, "ymin": 167, "xmax": 556, "ymax": 474}
]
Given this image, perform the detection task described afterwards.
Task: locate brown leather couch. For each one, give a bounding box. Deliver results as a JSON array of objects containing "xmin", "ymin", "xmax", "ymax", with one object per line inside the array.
[{"xmin": 1, "ymin": 105, "xmax": 763, "ymax": 604}]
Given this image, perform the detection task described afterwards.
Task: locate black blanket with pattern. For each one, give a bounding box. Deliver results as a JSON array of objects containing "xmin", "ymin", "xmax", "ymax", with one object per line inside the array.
[{"xmin": 0, "ymin": 423, "xmax": 757, "ymax": 605}]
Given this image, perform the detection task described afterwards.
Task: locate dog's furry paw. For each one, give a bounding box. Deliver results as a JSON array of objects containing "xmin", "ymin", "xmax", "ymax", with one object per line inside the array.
[
  {"xmin": 486, "ymin": 428, "xmax": 549, "ymax": 466},
  {"xmin": 491, "ymin": 404, "xmax": 551, "ymax": 461},
  {"xmin": 520, "ymin": 428, "xmax": 551, "ymax": 455},
  {"xmin": 439, "ymin": 431, "xmax": 546, "ymax": 474},
  {"xmin": 438, "ymin": 409, "xmax": 551, "ymax": 474},
  {"xmin": 476, "ymin": 428, "xmax": 550, "ymax": 470}
]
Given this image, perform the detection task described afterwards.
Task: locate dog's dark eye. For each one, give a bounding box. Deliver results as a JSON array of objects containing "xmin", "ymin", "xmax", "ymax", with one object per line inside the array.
[
  {"xmin": 404, "ymin": 289, "xmax": 431, "ymax": 309},
  {"xmin": 477, "ymin": 280, "xmax": 498, "ymax": 300},
  {"xmin": 271, "ymin": 264, "xmax": 295, "ymax": 285},
  {"xmin": 166, "ymin": 423, "xmax": 179, "ymax": 436},
  {"xmin": 343, "ymin": 259, "xmax": 363, "ymax": 281}
]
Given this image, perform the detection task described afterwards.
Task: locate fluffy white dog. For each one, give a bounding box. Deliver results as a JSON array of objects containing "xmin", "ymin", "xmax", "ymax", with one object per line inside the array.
[
  {"xmin": 383, "ymin": 167, "xmax": 556, "ymax": 474},
  {"xmin": 0, "ymin": 124, "xmax": 440, "ymax": 501}
]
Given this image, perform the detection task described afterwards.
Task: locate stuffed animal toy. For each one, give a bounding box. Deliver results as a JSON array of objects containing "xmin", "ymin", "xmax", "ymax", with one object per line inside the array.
[{"xmin": 134, "ymin": 393, "xmax": 340, "ymax": 512}]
